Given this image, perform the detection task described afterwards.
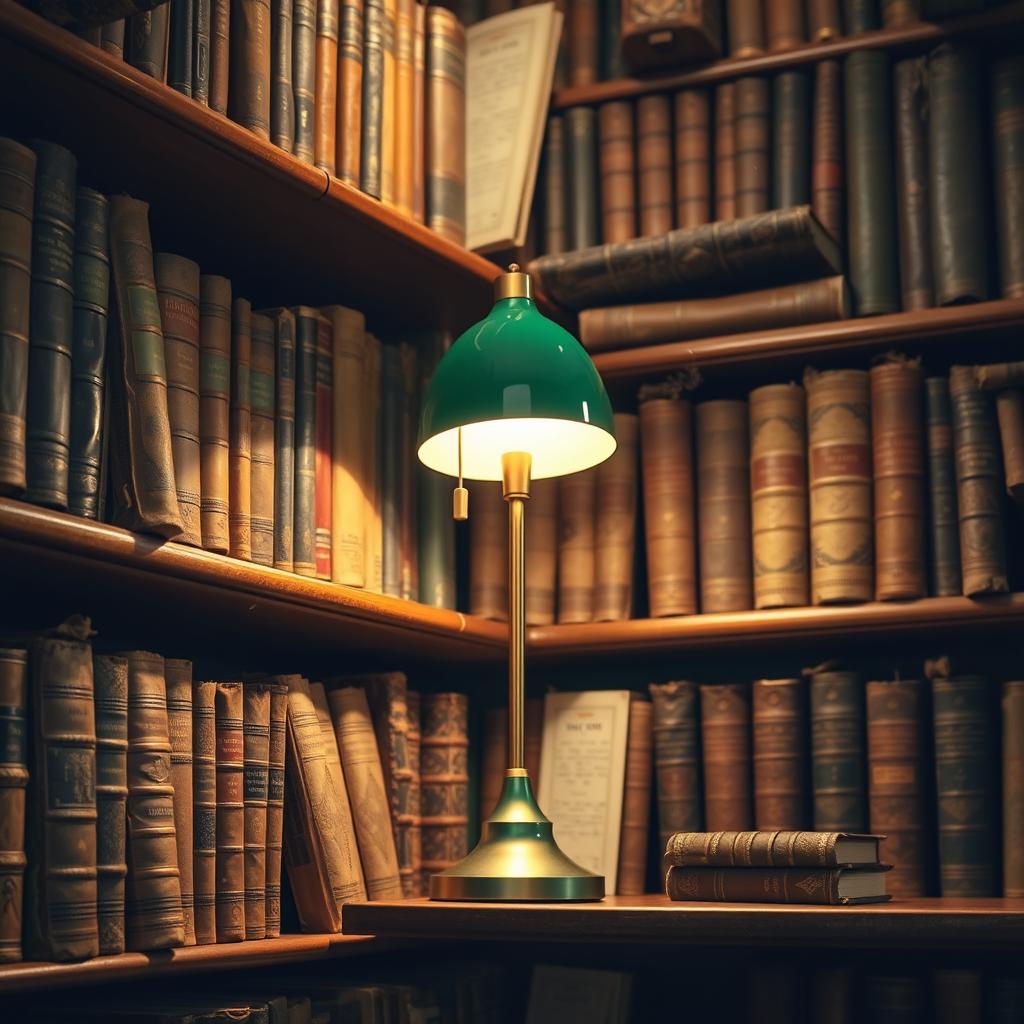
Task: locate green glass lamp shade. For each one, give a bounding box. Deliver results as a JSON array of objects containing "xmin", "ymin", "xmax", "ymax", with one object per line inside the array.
[{"xmin": 417, "ymin": 291, "xmax": 616, "ymax": 481}]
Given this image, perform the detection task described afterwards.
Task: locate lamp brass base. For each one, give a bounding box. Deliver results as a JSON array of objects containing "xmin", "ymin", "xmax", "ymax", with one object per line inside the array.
[{"xmin": 430, "ymin": 772, "xmax": 605, "ymax": 902}]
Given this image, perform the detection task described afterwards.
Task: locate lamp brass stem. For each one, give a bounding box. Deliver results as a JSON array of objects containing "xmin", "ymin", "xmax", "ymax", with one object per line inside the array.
[{"xmin": 502, "ymin": 451, "xmax": 531, "ymax": 773}]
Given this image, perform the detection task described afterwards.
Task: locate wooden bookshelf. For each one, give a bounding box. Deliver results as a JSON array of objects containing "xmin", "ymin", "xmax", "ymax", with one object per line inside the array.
[{"xmin": 553, "ymin": 2, "xmax": 1024, "ymax": 108}]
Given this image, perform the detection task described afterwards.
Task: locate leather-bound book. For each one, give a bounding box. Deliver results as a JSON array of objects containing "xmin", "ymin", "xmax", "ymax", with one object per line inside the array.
[
  {"xmin": 866, "ymin": 677, "xmax": 926, "ymax": 896},
  {"xmin": 696, "ymin": 400, "xmax": 751, "ymax": 613},
  {"xmin": 405, "ymin": 689, "xmax": 423, "ymax": 896},
  {"xmin": 528, "ymin": 206, "xmax": 841, "ymax": 311},
  {"xmin": 700, "ymin": 684, "xmax": 753, "ymax": 830},
  {"xmin": 714, "ymin": 83, "xmax": 736, "ymax": 221},
  {"xmin": 128, "ymin": 4, "xmax": 171, "ymax": 80},
  {"xmin": 263, "ymin": 308, "xmax": 295, "ymax": 571},
  {"xmin": 412, "ymin": 2, "xmax": 425, "ymax": 221},
  {"xmin": 313, "ymin": 313, "xmax": 332, "ymax": 579},
  {"xmin": 193, "ymin": 0, "xmax": 211, "ymax": 104},
  {"xmin": 949, "ymin": 365, "xmax": 1008, "ymax": 595},
  {"xmin": 270, "ymin": 0, "xmax": 294, "ymax": 151},
  {"xmin": 569, "ymin": 0, "xmax": 597, "ymax": 86},
  {"xmin": 925, "ymin": 376, "xmax": 961, "ymax": 596},
  {"xmin": 602, "ymin": 0, "xmax": 624, "ymax": 80},
  {"xmin": 993, "ymin": 57, "xmax": 1024, "ymax": 299},
  {"xmin": 0, "ymin": 649, "xmax": 28, "ymax": 963},
  {"xmin": 191, "ymin": 678, "xmax": 216, "ymax": 945},
  {"xmin": 752, "ymin": 678, "xmax": 805, "ymax": 829},
  {"xmin": 811, "ymin": 60, "xmax": 843, "ymax": 249},
  {"xmin": 209, "ymin": 0, "xmax": 230, "ymax": 112},
  {"xmin": 526, "ymin": 478, "xmax": 558, "ymax": 625},
  {"xmin": 893, "ymin": 58, "xmax": 933, "ymax": 311},
  {"xmin": 845, "ymin": 50, "xmax": 900, "ymax": 316},
  {"xmin": 871, "ymin": 358, "xmax": 926, "ymax": 600},
  {"xmin": 974, "ymin": 362, "xmax": 1024, "ymax": 392},
  {"xmin": 107, "ymin": 197, "xmax": 184, "ymax": 539},
  {"xmin": 749, "ymin": 382, "xmax": 808, "ymax": 609},
  {"xmin": 360, "ymin": 0, "xmax": 385, "ymax": 198},
  {"xmin": 229, "ymin": 0, "xmax": 272, "ymax": 138},
  {"xmin": 638, "ymin": 388, "xmax": 697, "ymax": 618},
  {"xmin": 882, "ymin": 0, "xmax": 918, "ymax": 24},
  {"xmin": 673, "ymin": 89, "xmax": 710, "ymax": 229},
  {"xmin": 578, "ymin": 277, "xmax": 849, "ymax": 353},
  {"xmin": 566, "ymin": 106, "xmax": 599, "ymax": 250},
  {"xmin": 648, "ymin": 680, "xmax": 701, "ymax": 847},
  {"xmin": 68, "ymin": 188, "xmax": 111, "ymax": 520},
  {"xmin": 734, "ymin": 78, "xmax": 769, "ymax": 217},
  {"xmin": 249, "ymin": 313, "xmax": 275, "ymax": 566},
  {"xmin": 122, "ymin": 650, "xmax": 185, "ymax": 950},
  {"xmin": 809, "ymin": 667, "xmax": 866, "ymax": 832},
  {"xmin": 595, "ymin": 411, "xmax": 638, "ymax": 621},
  {"xmin": 214, "ymin": 680, "xmax": 245, "ymax": 942},
  {"xmin": 773, "ymin": 72, "xmax": 810, "ymax": 208},
  {"xmin": 995, "ymin": 390, "xmax": 1024, "ymax": 504},
  {"xmin": 25, "ymin": 618, "xmax": 98, "ymax": 962},
  {"xmin": 470, "ymin": 481, "xmax": 508, "ymax": 620},
  {"xmin": 168, "ymin": 0, "xmax": 194, "ymax": 95},
  {"xmin": 616, "ymin": 696, "xmax": 652, "ymax": 896},
  {"xmin": 394, "ymin": 0, "xmax": 416, "ymax": 216},
  {"xmin": 102, "ymin": 20, "xmax": 127, "ymax": 59},
  {"xmin": 380, "ymin": 343, "xmax": 402, "ymax": 597},
  {"xmin": 766, "ymin": 0, "xmax": 803, "ymax": 50},
  {"xmin": 666, "ymin": 830, "xmax": 881, "ymax": 866},
  {"xmin": 543, "ymin": 115, "xmax": 567, "ymax": 255},
  {"xmin": 843, "ymin": 0, "xmax": 878, "ymax": 32},
  {"xmin": 666, "ymin": 864, "xmax": 890, "ymax": 904},
  {"xmin": 0, "ymin": 139, "xmax": 35, "ymax": 497},
  {"xmin": 328, "ymin": 686, "xmax": 403, "ymax": 899},
  {"xmin": 335, "ymin": 0, "xmax": 362, "ymax": 184},
  {"xmin": 362, "ymin": 333, "xmax": 383, "ymax": 592},
  {"xmin": 199, "ymin": 275, "xmax": 232, "ymax": 553},
  {"xmin": 156, "ymin": 253, "xmax": 202, "ymax": 547},
  {"xmin": 165, "ymin": 660, "xmax": 195, "ymax": 945},
  {"xmin": 558, "ymin": 469, "xmax": 596, "ymax": 623},
  {"xmin": 314, "ymin": 0, "xmax": 339, "ymax": 173},
  {"xmin": 807, "ymin": 0, "xmax": 840, "ymax": 39},
  {"xmin": 1003, "ymin": 681, "xmax": 1024, "ymax": 897},
  {"xmin": 931, "ymin": 672, "xmax": 995, "ymax": 896},
  {"xmin": 726, "ymin": 0, "xmax": 763, "ymax": 56},
  {"xmin": 421, "ymin": 693, "xmax": 469, "ymax": 877},
  {"xmin": 26, "ymin": 140, "xmax": 76, "ymax": 510},
  {"xmin": 805, "ymin": 368, "xmax": 873, "ymax": 605},
  {"xmin": 621, "ymin": 0, "xmax": 721, "ymax": 71},
  {"xmin": 293, "ymin": 0, "xmax": 317, "ymax": 163},
  {"xmin": 381, "ymin": 0, "xmax": 397, "ymax": 207},
  {"xmin": 424, "ymin": 6, "xmax": 466, "ymax": 243},
  {"xmin": 243, "ymin": 682, "xmax": 272, "ymax": 938},
  {"xmin": 265, "ymin": 680, "xmax": 287, "ymax": 935},
  {"xmin": 292, "ymin": 307, "xmax": 319, "ymax": 577},
  {"xmin": 598, "ymin": 101, "xmax": 637, "ymax": 245},
  {"xmin": 636, "ymin": 95, "xmax": 673, "ymax": 237},
  {"xmin": 929, "ymin": 45, "xmax": 989, "ymax": 305}
]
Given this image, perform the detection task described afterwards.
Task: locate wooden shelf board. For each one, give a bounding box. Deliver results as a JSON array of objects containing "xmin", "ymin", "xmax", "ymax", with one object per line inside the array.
[
  {"xmin": 343, "ymin": 895, "xmax": 1024, "ymax": 949},
  {"xmin": 526, "ymin": 593, "xmax": 1024, "ymax": 658},
  {"xmin": 0, "ymin": 499, "xmax": 506, "ymax": 663},
  {"xmin": 589, "ymin": 298, "xmax": 1024, "ymax": 383},
  {"xmin": 552, "ymin": 3, "xmax": 1024, "ymax": 108}
]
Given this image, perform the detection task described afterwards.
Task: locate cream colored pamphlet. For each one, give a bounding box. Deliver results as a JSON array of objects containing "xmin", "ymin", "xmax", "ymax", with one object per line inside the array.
[
  {"xmin": 537, "ymin": 689, "xmax": 632, "ymax": 895},
  {"xmin": 465, "ymin": 3, "xmax": 563, "ymax": 253}
]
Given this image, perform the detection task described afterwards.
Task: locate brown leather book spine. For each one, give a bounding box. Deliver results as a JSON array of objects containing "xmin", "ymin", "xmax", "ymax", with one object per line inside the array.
[
  {"xmin": 394, "ymin": 0, "xmax": 416, "ymax": 216},
  {"xmin": 243, "ymin": 682, "xmax": 271, "ymax": 939},
  {"xmin": 314, "ymin": 0, "xmax": 340, "ymax": 173},
  {"xmin": 479, "ymin": 706, "xmax": 506, "ymax": 823},
  {"xmin": 766, "ymin": 0, "xmax": 804, "ymax": 50},
  {"xmin": 726, "ymin": 0, "xmax": 763, "ymax": 56},
  {"xmin": 716, "ymin": 84, "xmax": 737, "ymax": 219},
  {"xmin": 696, "ymin": 400, "xmax": 752, "ymax": 612},
  {"xmin": 666, "ymin": 865, "xmax": 881, "ymax": 904},
  {"xmin": 926, "ymin": 376, "xmax": 962, "ymax": 596},
  {"xmin": 265, "ymin": 681, "xmax": 287, "ymax": 936},
  {"xmin": 810, "ymin": 668, "xmax": 867, "ymax": 833},
  {"xmin": 209, "ymin": 0, "xmax": 230, "ymax": 113},
  {"xmin": 752, "ymin": 678, "xmax": 806, "ymax": 829},
  {"xmin": 674, "ymin": 88, "xmax": 710, "ymax": 229},
  {"xmin": 811, "ymin": 60, "xmax": 843, "ymax": 249},
  {"xmin": 412, "ymin": 0, "xmax": 425, "ymax": 222},
  {"xmin": 648, "ymin": 680, "xmax": 701, "ymax": 847},
  {"xmin": 805, "ymin": 368, "xmax": 873, "ymax": 605},
  {"xmin": 639, "ymin": 393, "xmax": 697, "ymax": 617},
  {"xmin": 328, "ymin": 686, "xmax": 403, "ymax": 899},
  {"xmin": 314, "ymin": 314, "xmax": 333, "ymax": 580},
  {"xmin": 636, "ymin": 95, "xmax": 673, "ymax": 237},
  {"xmin": 470, "ymin": 481, "xmax": 508, "ymax": 621},
  {"xmin": 807, "ymin": 0, "xmax": 841, "ymax": 40},
  {"xmin": 949, "ymin": 365, "xmax": 1008, "ymax": 595},
  {"xmin": 294, "ymin": 0, "xmax": 317, "ymax": 164},
  {"xmin": 191, "ymin": 678, "xmax": 217, "ymax": 945},
  {"xmin": 155, "ymin": 254, "xmax": 202, "ymax": 547},
  {"xmin": 123, "ymin": 650, "xmax": 185, "ymax": 951},
  {"xmin": 215, "ymin": 680, "xmax": 245, "ymax": 942},
  {"xmin": 421, "ymin": 693, "xmax": 469, "ymax": 877},
  {"xmin": 398, "ymin": 342, "xmax": 418, "ymax": 600},
  {"xmin": 616, "ymin": 697, "xmax": 653, "ymax": 896},
  {"xmin": 871, "ymin": 359, "xmax": 926, "ymax": 599},
  {"xmin": 406, "ymin": 688, "xmax": 423, "ymax": 896},
  {"xmin": 558, "ymin": 469, "xmax": 596, "ymax": 623},
  {"xmin": 381, "ymin": 0, "xmax": 398, "ymax": 206},
  {"xmin": 664, "ymin": 829, "xmax": 873, "ymax": 866},
  {"xmin": 595, "ymin": 412, "xmax": 639, "ymax": 622},
  {"xmin": 995, "ymin": 390, "xmax": 1024, "ymax": 504},
  {"xmin": 700, "ymin": 683, "xmax": 753, "ymax": 830},
  {"xmin": 199, "ymin": 275, "xmax": 232, "ymax": 554},
  {"xmin": 1003, "ymin": 681, "xmax": 1024, "ymax": 897},
  {"xmin": 569, "ymin": 0, "xmax": 598, "ymax": 86},
  {"xmin": 362, "ymin": 333, "xmax": 383, "ymax": 592},
  {"xmin": 993, "ymin": 57, "xmax": 1024, "ymax": 300},
  {"xmin": 975, "ymin": 362, "xmax": 1024, "ymax": 391},
  {"xmin": 598, "ymin": 101, "xmax": 637, "ymax": 245},
  {"xmin": 866, "ymin": 678, "xmax": 926, "ymax": 896},
  {"xmin": 249, "ymin": 313, "xmax": 275, "ymax": 566},
  {"xmin": 25, "ymin": 621, "xmax": 99, "ymax": 962},
  {"xmin": 92, "ymin": 654, "xmax": 128, "ymax": 957},
  {"xmin": 525, "ymin": 478, "xmax": 558, "ymax": 626},
  {"xmin": 165, "ymin": 659, "xmax": 195, "ymax": 946},
  {"xmin": 229, "ymin": 0, "xmax": 272, "ymax": 138},
  {"xmin": 335, "ymin": 0, "xmax": 363, "ymax": 186},
  {"xmin": 749, "ymin": 382, "xmax": 808, "ymax": 609},
  {"xmin": 882, "ymin": 0, "xmax": 918, "ymax": 25},
  {"xmin": 735, "ymin": 77, "xmax": 770, "ymax": 217},
  {"xmin": 230, "ymin": 297, "xmax": 253, "ymax": 561},
  {"xmin": 543, "ymin": 114, "xmax": 568, "ymax": 255},
  {"xmin": 0, "ymin": 649, "xmax": 28, "ymax": 963}
]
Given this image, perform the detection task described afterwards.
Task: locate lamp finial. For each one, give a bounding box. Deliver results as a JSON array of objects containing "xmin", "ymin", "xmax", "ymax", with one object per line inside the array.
[{"xmin": 494, "ymin": 263, "xmax": 532, "ymax": 301}]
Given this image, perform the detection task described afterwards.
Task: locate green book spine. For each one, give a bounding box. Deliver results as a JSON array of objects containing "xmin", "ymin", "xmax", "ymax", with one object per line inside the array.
[
  {"xmin": 565, "ymin": 106, "xmax": 599, "ymax": 249},
  {"xmin": 993, "ymin": 56, "xmax": 1024, "ymax": 300},
  {"xmin": 601, "ymin": 0, "xmax": 624, "ymax": 80},
  {"xmin": 924, "ymin": 376, "xmax": 962, "ymax": 596},
  {"xmin": 379, "ymin": 341, "xmax": 402, "ymax": 598},
  {"xmin": 293, "ymin": 0, "xmax": 318, "ymax": 163},
  {"xmin": 270, "ymin": 308, "xmax": 295, "ymax": 571},
  {"xmin": 168, "ymin": 0, "xmax": 194, "ymax": 96},
  {"xmin": 360, "ymin": 0, "xmax": 385, "ymax": 197},
  {"xmin": 772, "ymin": 70, "xmax": 811, "ymax": 209},
  {"xmin": 843, "ymin": 0, "xmax": 879, "ymax": 33},
  {"xmin": 292, "ymin": 307, "xmax": 318, "ymax": 576},
  {"xmin": 271, "ymin": 0, "xmax": 295, "ymax": 152},
  {"xmin": 193, "ymin": 0, "xmax": 211, "ymax": 104},
  {"xmin": 809, "ymin": 669, "xmax": 866, "ymax": 832}
]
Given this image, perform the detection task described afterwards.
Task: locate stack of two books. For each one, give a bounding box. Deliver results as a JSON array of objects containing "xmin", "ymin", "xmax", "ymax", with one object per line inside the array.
[{"xmin": 664, "ymin": 831, "xmax": 892, "ymax": 906}]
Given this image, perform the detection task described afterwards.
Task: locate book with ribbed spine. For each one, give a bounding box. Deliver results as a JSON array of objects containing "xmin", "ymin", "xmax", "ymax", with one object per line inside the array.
[
  {"xmin": 198, "ymin": 275, "xmax": 231, "ymax": 553},
  {"xmin": 565, "ymin": 106, "xmax": 598, "ymax": 250},
  {"xmin": 766, "ymin": 0, "xmax": 803, "ymax": 50},
  {"xmin": 336, "ymin": 0, "xmax": 362, "ymax": 185},
  {"xmin": 314, "ymin": 0, "xmax": 340, "ymax": 174},
  {"xmin": 264, "ymin": 680, "xmax": 287, "ymax": 936},
  {"xmin": 424, "ymin": 7, "xmax": 465, "ymax": 241},
  {"xmin": 243, "ymin": 682, "xmax": 272, "ymax": 938},
  {"xmin": 595, "ymin": 412, "xmax": 638, "ymax": 622},
  {"xmin": 191, "ymin": 678, "xmax": 216, "ymax": 945},
  {"xmin": 557, "ymin": 469, "xmax": 595, "ymax": 623},
  {"xmin": 214, "ymin": 680, "xmax": 245, "ymax": 942},
  {"xmin": 168, "ymin": 0, "xmax": 193, "ymax": 95},
  {"xmin": 412, "ymin": 1, "xmax": 425, "ymax": 222},
  {"xmin": 292, "ymin": 307, "xmax": 319, "ymax": 577},
  {"xmin": 193, "ymin": 0, "xmax": 210, "ymax": 104},
  {"xmin": 597, "ymin": 101, "xmax": 636, "ymax": 245},
  {"xmin": 381, "ymin": 0, "xmax": 397, "ymax": 206},
  {"xmin": 665, "ymin": 830, "xmax": 882, "ymax": 866},
  {"xmin": 293, "ymin": 0, "xmax": 317, "ymax": 162},
  {"xmin": 394, "ymin": 0, "xmax": 416, "ymax": 216},
  {"xmin": 209, "ymin": 0, "xmax": 230, "ymax": 112},
  {"xmin": 1003, "ymin": 681, "xmax": 1024, "ymax": 897},
  {"xmin": 314, "ymin": 313, "xmax": 333, "ymax": 579},
  {"xmin": 270, "ymin": 0, "xmax": 294, "ymax": 150},
  {"xmin": 811, "ymin": 60, "xmax": 843, "ymax": 249},
  {"xmin": 616, "ymin": 696, "xmax": 652, "ymax": 896},
  {"xmin": 726, "ymin": 0, "xmax": 763, "ymax": 56},
  {"xmin": 526, "ymin": 479, "xmax": 558, "ymax": 625},
  {"xmin": 164, "ymin": 659, "xmax": 194, "ymax": 947},
  {"xmin": 470, "ymin": 481, "xmax": 507, "ymax": 620},
  {"xmin": 714, "ymin": 82, "xmax": 736, "ymax": 221},
  {"xmin": 249, "ymin": 313, "xmax": 275, "ymax": 566},
  {"xmin": 773, "ymin": 71, "xmax": 810, "ymax": 209},
  {"xmin": 229, "ymin": 298, "xmax": 253, "ymax": 561},
  {"xmin": 809, "ymin": 667, "xmax": 866, "ymax": 832},
  {"xmin": 362, "ymin": 333, "xmax": 383, "ymax": 592},
  {"xmin": 263, "ymin": 307, "xmax": 295, "ymax": 572},
  {"xmin": 648, "ymin": 681, "xmax": 701, "ymax": 849},
  {"xmin": 925, "ymin": 376, "xmax": 962, "ymax": 596},
  {"xmin": 752, "ymin": 678, "xmax": 805, "ymax": 830},
  {"xmin": 674, "ymin": 88, "xmax": 710, "ymax": 229},
  {"xmin": 0, "ymin": 648, "xmax": 28, "ymax": 963},
  {"xmin": 993, "ymin": 57, "xmax": 1024, "ymax": 299},
  {"xmin": 700, "ymin": 684, "xmax": 753, "ymax": 831},
  {"xmin": 734, "ymin": 78, "xmax": 769, "ymax": 217},
  {"xmin": 666, "ymin": 864, "xmax": 890, "ymax": 904},
  {"xmin": 360, "ymin": 0, "xmax": 385, "ymax": 197},
  {"xmin": 637, "ymin": 95, "xmax": 673, "ymax": 237}
]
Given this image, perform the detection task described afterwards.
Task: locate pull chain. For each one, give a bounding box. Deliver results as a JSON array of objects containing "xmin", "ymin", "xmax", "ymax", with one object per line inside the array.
[{"xmin": 453, "ymin": 426, "xmax": 468, "ymax": 520}]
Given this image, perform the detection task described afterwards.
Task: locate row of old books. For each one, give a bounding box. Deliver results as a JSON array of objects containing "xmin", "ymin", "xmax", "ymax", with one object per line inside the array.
[
  {"xmin": 0, "ymin": 135, "xmax": 457, "ymax": 606},
  {"xmin": 647, "ymin": 661, "xmax": 1024, "ymax": 899},
  {"xmin": 0, "ymin": 614, "xmax": 470, "ymax": 963}
]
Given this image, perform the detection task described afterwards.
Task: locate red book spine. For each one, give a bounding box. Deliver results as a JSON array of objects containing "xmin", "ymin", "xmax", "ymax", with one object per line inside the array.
[{"xmin": 314, "ymin": 314, "xmax": 333, "ymax": 579}]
